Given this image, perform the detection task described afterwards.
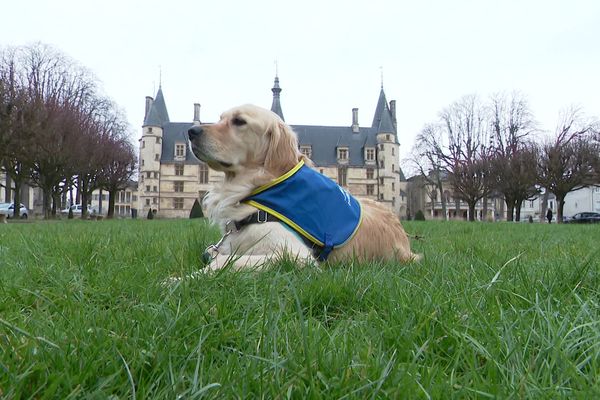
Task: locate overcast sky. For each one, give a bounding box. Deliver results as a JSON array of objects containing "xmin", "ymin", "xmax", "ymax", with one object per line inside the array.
[{"xmin": 2, "ymin": 0, "xmax": 599, "ymax": 164}]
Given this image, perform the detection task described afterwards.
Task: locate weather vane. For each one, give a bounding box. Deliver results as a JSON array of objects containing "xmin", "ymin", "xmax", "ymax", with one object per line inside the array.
[{"xmin": 379, "ymin": 66, "xmax": 384, "ymax": 89}]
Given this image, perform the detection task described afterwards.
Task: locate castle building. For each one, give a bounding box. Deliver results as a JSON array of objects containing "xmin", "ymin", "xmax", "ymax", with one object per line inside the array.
[{"xmin": 137, "ymin": 77, "xmax": 407, "ymax": 218}]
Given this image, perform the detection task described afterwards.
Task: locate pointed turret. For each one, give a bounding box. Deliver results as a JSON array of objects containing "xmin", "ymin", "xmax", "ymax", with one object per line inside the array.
[
  {"xmin": 143, "ymin": 86, "xmax": 170, "ymax": 127},
  {"xmin": 371, "ymin": 87, "xmax": 389, "ymax": 129},
  {"xmin": 377, "ymin": 103, "xmax": 395, "ymax": 134},
  {"xmin": 270, "ymin": 75, "xmax": 285, "ymax": 121}
]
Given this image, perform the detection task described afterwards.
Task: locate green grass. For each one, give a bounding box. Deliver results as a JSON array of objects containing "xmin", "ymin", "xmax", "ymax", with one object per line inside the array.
[{"xmin": 1, "ymin": 219, "xmax": 599, "ymax": 399}]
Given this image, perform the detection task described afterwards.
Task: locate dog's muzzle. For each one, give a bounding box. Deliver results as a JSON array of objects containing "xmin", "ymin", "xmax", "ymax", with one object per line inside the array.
[{"xmin": 188, "ymin": 126, "xmax": 203, "ymax": 141}]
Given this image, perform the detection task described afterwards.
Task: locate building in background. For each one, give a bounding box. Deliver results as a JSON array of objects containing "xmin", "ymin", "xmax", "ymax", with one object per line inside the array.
[{"xmin": 137, "ymin": 76, "xmax": 407, "ymax": 218}]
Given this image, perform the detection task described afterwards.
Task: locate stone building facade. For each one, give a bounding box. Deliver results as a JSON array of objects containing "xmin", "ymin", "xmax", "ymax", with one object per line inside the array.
[{"xmin": 137, "ymin": 76, "xmax": 406, "ymax": 218}]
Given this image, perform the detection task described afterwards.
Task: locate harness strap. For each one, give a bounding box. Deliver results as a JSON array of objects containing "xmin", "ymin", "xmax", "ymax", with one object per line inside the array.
[{"xmin": 234, "ymin": 211, "xmax": 324, "ymax": 259}]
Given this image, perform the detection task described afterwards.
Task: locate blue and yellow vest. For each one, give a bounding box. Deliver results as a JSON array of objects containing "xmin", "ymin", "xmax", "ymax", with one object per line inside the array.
[{"xmin": 242, "ymin": 160, "xmax": 362, "ymax": 261}]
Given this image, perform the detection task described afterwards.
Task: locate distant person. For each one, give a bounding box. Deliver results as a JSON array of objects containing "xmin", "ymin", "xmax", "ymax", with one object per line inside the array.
[{"xmin": 546, "ymin": 208, "xmax": 553, "ymax": 224}]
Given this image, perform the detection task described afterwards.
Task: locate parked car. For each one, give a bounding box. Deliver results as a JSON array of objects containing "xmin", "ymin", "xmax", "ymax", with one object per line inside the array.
[
  {"xmin": 563, "ymin": 212, "xmax": 600, "ymax": 224},
  {"xmin": 60, "ymin": 204, "xmax": 98, "ymax": 216},
  {"xmin": 0, "ymin": 202, "xmax": 29, "ymax": 219}
]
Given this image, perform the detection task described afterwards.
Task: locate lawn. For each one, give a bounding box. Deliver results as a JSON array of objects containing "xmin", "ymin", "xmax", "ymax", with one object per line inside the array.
[{"xmin": 0, "ymin": 219, "xmax": 599, "ymax": 398}]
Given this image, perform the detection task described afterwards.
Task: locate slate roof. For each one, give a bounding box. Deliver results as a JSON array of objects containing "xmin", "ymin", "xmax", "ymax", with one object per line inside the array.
[
  {"xmin": 292, "ymin": 125, "xmax": 378, "ymax": 167},
  {"xmin": 143, "ymin": 87, "xmax": 170, "ymax": 127},
  {"xmin": 160, "ymin": 122, "xmax": 200, "ymax": 164}
]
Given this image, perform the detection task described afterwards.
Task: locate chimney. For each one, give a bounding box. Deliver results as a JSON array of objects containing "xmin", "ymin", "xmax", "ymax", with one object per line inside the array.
[
  {"xmin": 389, "ymin": 100, "xmax": 397, "ymax": 130},
  {"xmin": 145, "ymin": 96, "xmax": 154, "ymax": 119},
  {"xmin": 193, "ymin": 103, "xmax": 201, "ymax": 124},
  {"xmin": 351, "ymin": 108, "xmax": 359, "ymax": 133}
]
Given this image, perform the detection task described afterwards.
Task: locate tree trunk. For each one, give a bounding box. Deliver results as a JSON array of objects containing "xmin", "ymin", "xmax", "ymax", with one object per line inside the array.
[
  {"xmin": 76, "ymin": 177, "xmax": 82, "ymax": 205},
  {"xmin": 4, "ymin": 173, "xmax": 12, "ymax": 203},
  {"xmin": 515, "ymin": 199, "xmax": 523, "ymax": 222},
  {"xmin": 506, "ymin": 202, "xmax": 514, "ymax": 222},
  {"xmin": 52, "ymin": 187, "xmax": 60, "ymax": 218},
  {"xmin": 482, "ymin": 196, "xmax": 488, "ymax": 221},
  {"xmin": 556, "ymin": 195, "xmax": 566, "ymax": 223},
  {"xmin": 80, "ymin": 178, "xmax": 89, "ymax": 219},
  {"xmin": 12, "ymin": 180, "xmax": 21, "ymax": 219},
  {"xmin": 107, "ymin": 189, "xmax": 116, "ymax": 219},
  {"xmin": 455, "ymin": 198, "xmax": 460, "ymax": 220},
  {"xmin": 468, "ymin": 202, "xmax": 476, "ymax": 221},
  {"xmin": 43, "ymin": 188, "xmax": 52, "ymax": 219}
]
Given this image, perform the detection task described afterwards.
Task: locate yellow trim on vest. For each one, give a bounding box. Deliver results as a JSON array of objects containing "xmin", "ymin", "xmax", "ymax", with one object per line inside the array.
[
  {"xmin": 243, "ymin": 158, "xmax": 363, "ymax": 252},
  {"xmin": 244, "ymin": 199, "xmax": 324, "ymax": 247},
  {"xmin": 248, "ymin": 160, "xmax": 305, "ymax": 196}
]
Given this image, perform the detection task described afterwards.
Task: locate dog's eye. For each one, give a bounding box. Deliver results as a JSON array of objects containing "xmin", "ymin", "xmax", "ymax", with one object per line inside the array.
[{"xmin": 232, "ymin": 117, "xmax": 247, "ymax": 126}]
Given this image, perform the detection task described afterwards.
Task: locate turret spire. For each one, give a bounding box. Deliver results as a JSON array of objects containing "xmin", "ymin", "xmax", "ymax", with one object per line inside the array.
[{"xmin": 270, "ymin": 71, "xmax": 285, "ymax": 121}]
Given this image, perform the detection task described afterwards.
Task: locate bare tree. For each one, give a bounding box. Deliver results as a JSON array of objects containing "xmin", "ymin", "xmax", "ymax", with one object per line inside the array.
[
  {"xmin": 488, "ymin": 92, "xmax": 538, "ymax": 221},
  {"xmin": 0, "ymin": 46, "xmax": 35, "ymax": 218},
  {"xmin": 411, "ymin": 123, "xmax": 448, "ymax": 220},
  {"xmin": 440, "ymin": 95, "xmax": 494, "ymax": 221},
  {"xmin": 537, "ymin": 107, "xmax": 600, "ymax": 222},
  {"xmin": 101, "ymin": 137, "xmax": 137, "ymax": 219}
]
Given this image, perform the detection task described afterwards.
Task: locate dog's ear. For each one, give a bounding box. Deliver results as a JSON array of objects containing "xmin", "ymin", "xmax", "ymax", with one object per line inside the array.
[{"xmin": 264, "ymin": 121, "xmax": 300, "ymax": 176}]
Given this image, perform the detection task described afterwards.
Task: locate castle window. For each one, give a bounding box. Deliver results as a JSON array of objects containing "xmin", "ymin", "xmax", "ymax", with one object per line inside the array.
[
  {"xmin": 379, "ymin": 177, "xmax": 384, "ymax": 185},
  {"xmin": 392, "ymin": 164, "xmax": 395, "ymax": 172},
  {"xmin": 174, "ymin": 181, "xmax": 184, "ymax": 192},
  {"xmin": 175, "ymin": 144, "xmax": 186, "ymax": 159},
  {"xmin": 156, "ymin": 137, "xmax": 161, "ymax": 144},
  {"xmin": 337, "ymin": 147, "xmax": 348, "ymax": 162},
  {"xmin": 379, "ymin": 160, "xmax": 384, "ymax": 169},
  {"xmin": 386, "ymin": 134, "xmax": 390, "ymax": 141},
  {"xmin": 175, "ymin": 164, "xmax": 184, "ymax": 176},
  {"xmin": 154, "ymin": 172, "xmax": 159, "ymax": 179},
  {"xmin": 392, "ymin": 147, "xmax": 395, "ymax": 156},
  {"xmin": 152, "ymin": 197, "xmax": 157, "ymax": 204},
  {"xmin": 366, "ymin": 184, "xmax": 374, "ymax": 195},
  {"xmin": 338, "ymin": 167, "xmax": 347, "ymax": 186},
  {"xmin": 379, "ymin": 144, "xmax": 384, "ymax": 151},
  {"xmin": 366, "ymin": 168, "xmax": 374, "ymax": 179},
  {"xmin": 142, "ymin": 160, "xmax": 145, "ymax": 167},
  {"xmin": 142, "ymin": 140, "xmax": 145, "ymax": 149},
  {"xmin": 155, "ymin": 154, "xmax": 159, "ymax": 161},
  {"xmin": 146, "ymin": 172, "xmax": 151, "ymax": 178},
  {"xmin": 153, "ymin": 186, "xmax": 157, "ymax": 192},
  {"xmin": 365, "ymin": 147, "xmax": 375, "ymax": 162},
  {"xmin": 300, "ymin": 145, "xmax": 312, "ymax": 159},
  {"xmin": 392, "ymin": 182, "xmax": 395, "ymax": 192},
  {"xmin": 379, "ymin": 193, "xmax": 384, "ymax": 200},
  {"xmin": 174, "ymin": 198, "xmax": 184, "ymax": 209},
  {"xmin": 392, "ymin": 197, "xmax": 396, "ymax": 207},
  {"xmin": 199, "ymin": 163, "xmax": 209, "ymax": 183},
  {"xmin": 146, "ymin": 199, "xmax": 150, "ymax": 206},
  {"xmin": 148, "ymin": 127, "xmax": 153, "ymax": 133},
  {"xmin": 146, "ymin": 185, "xmax": 151, "ymax": 192}
]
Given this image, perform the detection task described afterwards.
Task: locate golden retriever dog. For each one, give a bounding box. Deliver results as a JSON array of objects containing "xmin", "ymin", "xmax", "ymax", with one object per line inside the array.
[{"xmin": 187, "ymin": 104, "xmax": 420, "ymax": 271}]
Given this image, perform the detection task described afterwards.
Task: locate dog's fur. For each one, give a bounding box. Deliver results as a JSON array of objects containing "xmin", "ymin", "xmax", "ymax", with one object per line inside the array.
[{"xmin": 188, "ymin": 104, "xmax": 419, "ymax": 271}]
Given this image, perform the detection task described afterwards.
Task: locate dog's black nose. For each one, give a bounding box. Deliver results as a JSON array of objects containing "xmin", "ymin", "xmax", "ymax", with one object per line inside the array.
[{"xmin": 188, "ymin": 126, "xmax": 203, "ymax": 141}]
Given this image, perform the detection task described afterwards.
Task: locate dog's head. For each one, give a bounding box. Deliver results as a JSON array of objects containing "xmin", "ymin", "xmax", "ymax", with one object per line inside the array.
[{"xmin": 188, "ymin": 104, "xmax": 304, "ymax": 178}]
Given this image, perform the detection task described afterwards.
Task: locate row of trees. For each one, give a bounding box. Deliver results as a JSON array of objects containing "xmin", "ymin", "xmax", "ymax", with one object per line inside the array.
[
  {"xmin": 0, "ymin": 43, "xmax": 136, "ymax": 219},
  {"xmin": 410, "ymin": 92, "xmax": 600, "ymax": 222}
]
